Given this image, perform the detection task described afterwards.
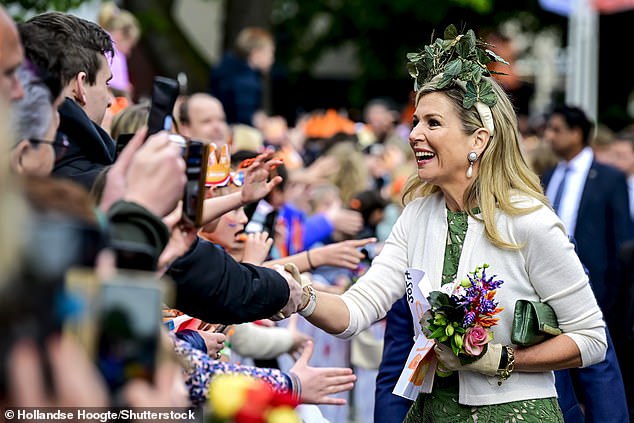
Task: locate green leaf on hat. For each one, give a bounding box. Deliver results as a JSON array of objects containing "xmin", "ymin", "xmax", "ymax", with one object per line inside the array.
[
  {"xmin": 445, "ymin": 59, "xmax": 462, "ymax": 77},
  {"xmin": 486, "ymin": 49, "xmax": 509, "ymax": 65},
  {"xmin": 444, "ymin": 24, "xmax": 458, "ymax": 40},
  {"xmin": 407, "ymin": 62, "xmax": 419, "ymax": 78}
]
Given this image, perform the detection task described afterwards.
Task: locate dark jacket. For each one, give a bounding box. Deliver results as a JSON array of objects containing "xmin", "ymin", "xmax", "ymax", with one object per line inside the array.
[
  {"xmin": 54, "ymin": 98, "xmax": 116, "ymax": 190},
  {"xmin": 374, "ymin": 295, "xmax": 414, "ymax": 423},
  {"xmin": 543, "ymin": 161, "xmax": 633, "ymax": 327},
  {"xmin": 208, "ymin": 53, "xmax": 262, "ymax": 126},
  {"xmin": 166, "ymin": 238, "xmax": 289, "ymax": 324}
]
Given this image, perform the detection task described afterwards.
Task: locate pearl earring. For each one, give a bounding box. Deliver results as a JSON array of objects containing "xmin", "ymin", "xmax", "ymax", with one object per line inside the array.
[{"xmin": 467, "ymin": 151, "xmax": 478, "ymax": 178}]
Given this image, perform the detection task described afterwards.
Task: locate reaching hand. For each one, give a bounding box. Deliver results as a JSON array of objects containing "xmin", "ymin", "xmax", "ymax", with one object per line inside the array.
[
  {"xmin": 240, "ymin": 150, "xmax": 283, "ymax": 205},
  {"xmin": 196, "ymin": 330, "xmax": 226, "ymax": 359},
  {"xmin": 289, "ymin": 340, "xmax": 356, "ymax": 405},
  {"xmin": 124, "ymin": 131, "xmax": 186, "ymax": 218},
  {"xmin": 241, "ymin": 231, "xmax": 273, "ymax": 265},
  {"xmin": 311, "ymin": 237, "xmax": 377, "ymax": 269}
]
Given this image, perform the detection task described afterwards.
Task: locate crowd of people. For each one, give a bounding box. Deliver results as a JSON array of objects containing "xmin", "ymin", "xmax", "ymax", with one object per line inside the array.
[{"xmin": 1, "ymin": 5, "xmax": 633, "ymax": 423}]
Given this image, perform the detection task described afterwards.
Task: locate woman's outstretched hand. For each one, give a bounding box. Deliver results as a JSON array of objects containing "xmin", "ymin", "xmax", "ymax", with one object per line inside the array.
[{"xmin": 289, "ymin": 340, "xmax": 356, "ymax": 405}]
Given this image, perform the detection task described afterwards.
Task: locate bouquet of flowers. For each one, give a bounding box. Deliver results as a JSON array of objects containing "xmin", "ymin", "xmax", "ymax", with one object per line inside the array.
[
  {"xmin": 422, "ymin": 264, "xmax": 504, "ymax": 365},
  {"xmin": 206, "ymin": 374, "xmax": 300, "ymax": 423}
]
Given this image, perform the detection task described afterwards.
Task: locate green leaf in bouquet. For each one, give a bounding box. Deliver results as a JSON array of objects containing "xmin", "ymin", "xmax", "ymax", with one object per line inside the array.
[
  {"xmin": 433, "ymin": 312, "xmax": 447, "ymax": 326},
  {"xmin": 451, "ymin": 342, "xmax": 460, "ymax": 356},
  {"xmin": 430, "ymin": 326, "xmax": 446, "ymax": 339},
  {"xmin": 428, "ymin": 291, "xmax": 451, "ymax": 308},
  {"xmin": 454, "ymin": 333, "xmax": 463, "ymax": 349},
  {"xmin": 445, "ymin": 325, "xmax": 454, "ymax": 336}
]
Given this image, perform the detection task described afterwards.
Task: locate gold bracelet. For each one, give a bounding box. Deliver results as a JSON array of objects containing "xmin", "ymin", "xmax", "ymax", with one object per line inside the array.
[{"xmin": 497, "ymin": 345, "xmax": 515, "ymax": 385}]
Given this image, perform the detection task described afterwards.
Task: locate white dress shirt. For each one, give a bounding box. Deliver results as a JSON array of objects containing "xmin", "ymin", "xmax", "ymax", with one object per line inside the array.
[{"xmin": 545, "ymin": 147, "xmax": 594, "ymax": 235}]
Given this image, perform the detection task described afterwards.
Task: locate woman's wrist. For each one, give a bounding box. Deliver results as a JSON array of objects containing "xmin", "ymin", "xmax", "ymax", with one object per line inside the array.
[
  {"xmin": 497, "ymin": 345, "xmax": 515, "ymax": 385},
  {"xmin": 298, "ymin": 285, "xmax": 317, "ymax": 317},
  {"xmin": 306, "ymin": 249, "xmax": 315, "ymax": 270}
]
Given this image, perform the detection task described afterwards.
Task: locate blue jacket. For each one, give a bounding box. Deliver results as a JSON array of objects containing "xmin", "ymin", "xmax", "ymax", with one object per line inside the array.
[{"xmin": 208, "ymin": 53, "xmax": 262, "ymax": 126}]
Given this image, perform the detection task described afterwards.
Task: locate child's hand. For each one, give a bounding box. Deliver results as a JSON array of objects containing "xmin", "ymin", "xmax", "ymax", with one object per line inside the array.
[{"xmin": 241, "ymin": 232, "xmax": 273, "ymax": 265}]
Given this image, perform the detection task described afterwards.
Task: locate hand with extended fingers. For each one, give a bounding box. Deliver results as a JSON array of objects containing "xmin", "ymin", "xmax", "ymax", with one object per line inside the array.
[{"xmin": 289, "ymin": 340, "xmax": 356, "ymax": 405}]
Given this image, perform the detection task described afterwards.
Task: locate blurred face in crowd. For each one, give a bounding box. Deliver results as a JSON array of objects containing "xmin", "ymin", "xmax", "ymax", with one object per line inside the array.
[
  {"xmin": 182, "ymin": 95, "xmax": 229, "ymax": 145},
  {"xmin": 0, "ymin": 9, "xmax": 24, "ymax": 101},
  {"xmin": 81, "ymin": 54, "xmax": 113, "ymax": 125},
  {"xmin": 200, "ymin": 207, "xmax": 249, "ymax": 262},
  {"xmin": 249, "ymin": 42, "xmax": 275, "ymax": 73},
  {"xmin": 11, "ymin": 105, "xmax": 61, "ymax": 176},
  {"xmin": 609, "ymin": 139, "xmax": 634, "ymax": 176},
  {"xmin": 365, "ymin": 103, "xmax": 394, "ymax": 139},
  {"xmin": 543, "ymin": 114, "xmax": 583, "ymax": 161}
]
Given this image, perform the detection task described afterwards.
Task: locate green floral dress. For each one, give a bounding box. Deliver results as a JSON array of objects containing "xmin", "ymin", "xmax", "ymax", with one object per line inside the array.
[{"xmin": 403, "ymin": 210, "xmax": 564, "ymax": 423}]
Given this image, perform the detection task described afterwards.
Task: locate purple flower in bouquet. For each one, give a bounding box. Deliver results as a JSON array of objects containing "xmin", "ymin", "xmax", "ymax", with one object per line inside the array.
[{"xmin": 421, "ymin": 264, "xmax": 504, "ymax": 363}]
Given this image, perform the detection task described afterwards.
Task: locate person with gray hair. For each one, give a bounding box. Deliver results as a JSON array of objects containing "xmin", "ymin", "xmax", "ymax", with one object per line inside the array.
[{"xmin": 9, "ymin": 62, "xmax": 68, "ymax": 176}]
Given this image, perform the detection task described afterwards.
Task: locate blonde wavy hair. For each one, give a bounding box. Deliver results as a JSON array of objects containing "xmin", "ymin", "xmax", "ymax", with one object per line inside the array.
[
  {"xmin": 97, "ymin": 1, "xmax": 140, "ymax": 43},
  {"xmin": 402, "ymin": 77, "xmax": 549, "ymax": 249}
]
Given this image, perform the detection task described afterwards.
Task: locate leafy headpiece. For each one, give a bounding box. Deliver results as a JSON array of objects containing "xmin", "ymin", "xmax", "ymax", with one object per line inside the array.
[{"xmin": 406, "ymin": 24, "xmax": 509, "ymax": 135}]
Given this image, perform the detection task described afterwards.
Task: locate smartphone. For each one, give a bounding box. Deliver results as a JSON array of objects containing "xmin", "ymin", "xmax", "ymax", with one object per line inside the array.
[
  {"xmin": 183, "ymin": 141, "xmax": 211, "ymax": 226},
  {"xmin": 115, "ymin": 133, "xmax": 135, "ymax": 158},
  {"xmin": 94, "ymin": 275, "xmax": 163, "ymax": 397},
  {"xmin": 146, "ymin": 76, "xmax": 180, "ymax": 138}
]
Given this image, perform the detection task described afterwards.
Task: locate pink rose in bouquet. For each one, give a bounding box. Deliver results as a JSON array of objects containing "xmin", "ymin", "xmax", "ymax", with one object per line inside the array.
[
  {"xmin": 463, "ymin": 325, "xmax": 494, "ymax": 356},
  {"xmin": 422, "ymin": 264, "xmax": 504, "ymax": 365}
]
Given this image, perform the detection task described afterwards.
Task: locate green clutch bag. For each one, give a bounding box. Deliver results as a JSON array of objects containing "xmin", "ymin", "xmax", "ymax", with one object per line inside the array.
[{"xmin": 511, "ymin": 300, "xmax": 562, "ymax": 346}]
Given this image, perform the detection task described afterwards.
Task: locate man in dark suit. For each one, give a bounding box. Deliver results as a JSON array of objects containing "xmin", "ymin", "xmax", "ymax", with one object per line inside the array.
[
  {"xmin": 542, "ymin": 104, "xmax": 630, "ymax": 423},
  {"xmin": 542, "ymin": 105, "xmax": 633, "ymax": 325},
  {"xmin": 615, "ymin": 241, "xmax": 634, "ymax": 420}
]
